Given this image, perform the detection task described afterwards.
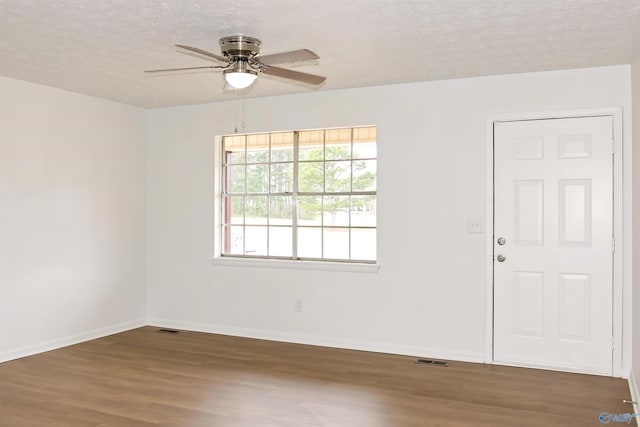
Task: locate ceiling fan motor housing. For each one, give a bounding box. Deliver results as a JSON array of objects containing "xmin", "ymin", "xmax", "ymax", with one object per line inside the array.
[{"xmin": 219, "ymin": 35, "xmax": 262, "ymax": 59}]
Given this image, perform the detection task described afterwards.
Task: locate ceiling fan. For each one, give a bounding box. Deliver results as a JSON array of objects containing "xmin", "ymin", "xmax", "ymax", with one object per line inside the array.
[{"xmin": 145, "ymin": 35, "xmax": 326, "ymax": 90}]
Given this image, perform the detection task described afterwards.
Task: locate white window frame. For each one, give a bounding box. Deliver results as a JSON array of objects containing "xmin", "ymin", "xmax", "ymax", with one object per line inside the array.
[{"xmin": 211, "ymin": 127, "xmax": 380, "ymax": 273}]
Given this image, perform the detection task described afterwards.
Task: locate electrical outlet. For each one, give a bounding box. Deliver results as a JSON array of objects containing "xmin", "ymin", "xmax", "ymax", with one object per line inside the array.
[{"xmin": 294, "ymin": 298, "xmax": 303, "ymax": 313}]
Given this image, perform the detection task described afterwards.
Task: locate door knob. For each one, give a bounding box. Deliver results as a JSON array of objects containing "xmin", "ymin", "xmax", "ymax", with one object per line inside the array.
[
  {"xmin": 497, "ymin": 237, "xmax": 506, "ymax": 245},
  {"xmin": 496, "ymin": 254, "xmax": 506, "ymax": 262}
]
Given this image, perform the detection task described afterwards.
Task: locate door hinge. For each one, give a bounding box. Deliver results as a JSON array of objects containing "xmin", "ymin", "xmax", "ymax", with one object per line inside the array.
[
  {"xmin": 612, "ymin": 237, "xmax": 616, "ymax": 253},
  {"xmin": 611, "ymin": 336, "xmax": 615, "ymax": 350}
]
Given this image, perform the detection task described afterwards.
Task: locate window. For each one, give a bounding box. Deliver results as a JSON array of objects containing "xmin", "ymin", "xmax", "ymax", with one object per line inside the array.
[{"xmin": 220, "ymin": 126, "xmax": 376, "ymax": 263}]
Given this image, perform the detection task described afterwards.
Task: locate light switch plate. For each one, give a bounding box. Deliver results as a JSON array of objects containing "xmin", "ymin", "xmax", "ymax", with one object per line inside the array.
[{"xmin": 467, "ymin": 217, "xmax": 484, "ymax": 233}]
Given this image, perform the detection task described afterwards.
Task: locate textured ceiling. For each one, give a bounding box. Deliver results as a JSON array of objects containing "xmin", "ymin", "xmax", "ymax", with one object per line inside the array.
[{"xmin": 1, "ymin": 0, "xmax": 639, "ymax": 108}]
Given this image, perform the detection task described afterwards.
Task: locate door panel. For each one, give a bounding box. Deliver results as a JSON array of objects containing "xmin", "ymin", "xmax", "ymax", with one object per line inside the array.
[
  {"xmin": 514, "ymin": 180, "xmax": 544, "ymax": 245},
  {"xmin": 513, "ymin": 271, "xmax": 543, "ymax": 337},
  {"xmin": 493, "ymin": 116, "xmax": 613, "ymax": 375}
]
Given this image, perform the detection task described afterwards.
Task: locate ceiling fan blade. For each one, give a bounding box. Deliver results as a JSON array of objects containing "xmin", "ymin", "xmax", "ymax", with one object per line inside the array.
[
  {"xmin": 175, "ymin": 44, "xmax": 228, "ymax": 63},
  {"xmin": 258, "ymin": 49, "xmax": 319, "ymax": 65},
  {"xmin": 262, "ymin": 65, "xmax": 326, "ymax": 85},
  {"xmin": 144, "ymin": 65, "xmax": 221, "ymax": 73}
]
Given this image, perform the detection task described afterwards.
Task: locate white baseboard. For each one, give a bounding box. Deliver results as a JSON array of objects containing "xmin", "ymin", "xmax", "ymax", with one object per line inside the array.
[
  {"xmin": 0, "ymin": 318, "xmax": 146, "ymax": 363},
  {"xmin": 148, "ymin": 317, "xmax": 485, "ymax": 363},
  {"xmin": 0, "ymin": 316, "xmax": 486, "ymax": 365},
  {"xmin": 628, "ymin": 370, "xmax": 640, "ymax": 425},
  {"xmin": 492, "ymin": 358, "xmax": 612, "ymax": 377}
]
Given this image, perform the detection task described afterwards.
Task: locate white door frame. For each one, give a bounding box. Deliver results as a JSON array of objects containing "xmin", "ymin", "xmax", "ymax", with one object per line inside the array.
[{"xmin": 484, "ymin": 107, "xmax": 624, "ymax": 377}]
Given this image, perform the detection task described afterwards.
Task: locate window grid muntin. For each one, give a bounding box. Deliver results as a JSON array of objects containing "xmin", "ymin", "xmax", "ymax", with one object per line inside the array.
[{"xmin": 222, "ymin": 126, "xmax": 376, "ymax": 263}]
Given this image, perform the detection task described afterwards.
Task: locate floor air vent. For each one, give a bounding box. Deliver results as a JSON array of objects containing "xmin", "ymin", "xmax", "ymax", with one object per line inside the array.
[
  {"xmin": 415, "ymin": 359, "xmax": 449, "ymax": 367},
  {"xmin": 157, "ymin": 328, "xmax": 179, "ymax": 334}
]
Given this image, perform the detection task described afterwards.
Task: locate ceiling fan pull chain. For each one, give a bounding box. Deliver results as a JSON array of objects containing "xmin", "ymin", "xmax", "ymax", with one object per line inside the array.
[
  {"xmin": 234, "ymin": 90, "xmax": 239, "ymax": 133},
  {"xmin": 241, "ymin": 99, "xmax": 246, "ymax": 131}
]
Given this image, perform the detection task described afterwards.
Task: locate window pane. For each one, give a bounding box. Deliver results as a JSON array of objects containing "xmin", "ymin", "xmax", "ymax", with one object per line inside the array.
[
  {"xmin": 227, "ymin": 165, "xmax": 245, "ymax": 193},
  {"xmin": 298, "ymin": 161, "xmax": 324, "ymax": 192},
  {"xmin": 299, "ymin": 130, "xmax": 324, "ymax": 161},
  {"xmin": 245, "ymin": 226, "xmax": 267, "ymax": 256},
  {"xmin": 351, "ymin": 228, "xmax": 376, "ymax": 261},
  {"xmin": 247, "ymin": 134, "xmax": 269, "ymax": 161},
  {"xmin": 324, "ymin": 161, "xmax": 351, "ymax": 192},
  {"xmin": 325, "ymin": 128, "xmax": 351, "ymax": 157},
  {"xmin": 270, "ymin": 196, "xmax": 293, "ymax": 225},
  {"xmin": 298, "ymin": 227, "xmax": 322, "ymax": 258},
  {"xmin": 226, "ymin": 150, "xmax": 246, "ymax": 164},
  {"xmin": 270, "ymin": 132, "xmax": 294, "ymax": 162},
  {"xmin": 323, "ymin": 196, "xmax": 349, "ymax": 226},
  {"xmin": 247, "ymin": 145, "xmax": 269, "ymax": 163},
  {"xmin": 353, "ymin": 141, "xmax": 376, "ymax": 160},
  {"xmin": 223, "ymin": 225, "xmax": 244, "ymax": 255},
  {"xmin": 271, "ymin": 132, "xmax": 294, "ymax": 144},
  {"xmin": 298, "ymin": 196, "xmax": 322, "ymax": 226},
  {"xmin": 269, "ymin": 226, "xmax": 292, "ymax": 257},
  {"xmin": 326, "ymin": 143, "xmax": 351, "ymax": 161},
  {"xmin": 223, "ymin": 135, "xmax": 246, "ymax": 164},
  {"xmin": 245, "ymin": 196, "xmax": 268, "ymax": 225},
  {"xmin": 246, "ymin": 164, "xmax": 269, "ymax": 193},
  {"xmin": 352, "ymin": 159, "xmax": 376, "ymax": 191},
  {"xmin": 271, "ymin": 148, "xmax": 293, "ymax": 162},
  {"xmin": 270, "ymin": 163, "xmax": 293, "ymax": 193},
  {"xmin": 353, "ymin": 126, "xmax": 376, "ymax": 144},
  {"xmin": 225, "ymin": 196, "xmax": 244, "ymax": 225},
  {"xmin": 323, "ymin": 227, "xmax": 349, "ymax": 260},
  {"xmin": 350, "ymin": 196, "xmax": 376, "ymax": 226}
]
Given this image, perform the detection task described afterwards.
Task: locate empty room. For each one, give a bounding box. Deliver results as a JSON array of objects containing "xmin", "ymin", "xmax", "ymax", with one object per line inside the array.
[{"xmin": 1, "ymin": 1, "xmax": 640, "ymax": 426}]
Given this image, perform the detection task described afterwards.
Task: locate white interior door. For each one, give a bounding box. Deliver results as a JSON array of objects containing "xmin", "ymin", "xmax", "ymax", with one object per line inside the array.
[{"xmin": 493, "ymin": 116, "xmax": 614, "ymax": 375}]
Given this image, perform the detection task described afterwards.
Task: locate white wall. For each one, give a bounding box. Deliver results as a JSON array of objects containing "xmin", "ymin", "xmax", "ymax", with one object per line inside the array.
[
  {"xmin": 147, "ymin": 66, "xmax": 632, "ymax": 365},
  {"xmin": 0, "ymin": 77, "xmax": 148, "ymax": 361}
]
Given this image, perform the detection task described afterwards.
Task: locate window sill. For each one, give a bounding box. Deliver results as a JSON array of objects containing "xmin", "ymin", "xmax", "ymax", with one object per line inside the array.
[{"xmin": 210, "ymin": 256, "xmax": 380, "ymax": 273}]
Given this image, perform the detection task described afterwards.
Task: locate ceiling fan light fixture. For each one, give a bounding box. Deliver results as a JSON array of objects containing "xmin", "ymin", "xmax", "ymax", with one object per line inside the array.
[{"xmin": 224, "ymin": 69, "xmax": 257, "ymax": 89}]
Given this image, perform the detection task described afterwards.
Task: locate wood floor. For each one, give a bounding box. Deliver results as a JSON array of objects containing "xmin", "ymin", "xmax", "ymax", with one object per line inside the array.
[{"xmin": 0, "ymin": 327, "xmax": 632, "ymax": 426}]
